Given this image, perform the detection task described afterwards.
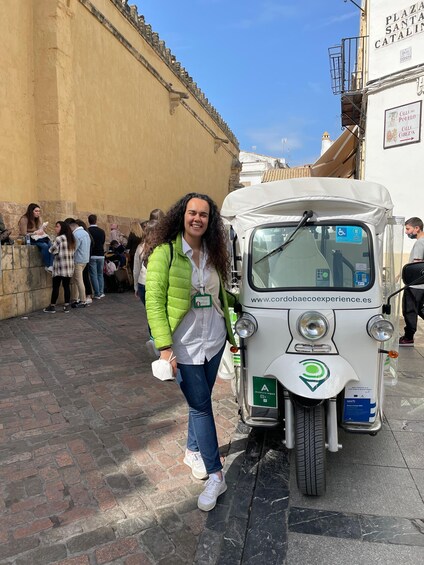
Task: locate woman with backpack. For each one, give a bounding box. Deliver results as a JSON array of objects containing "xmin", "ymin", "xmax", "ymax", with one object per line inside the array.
[{"xmin": 145, "ymin": 193, "xmax": 237, "ymax": 512}]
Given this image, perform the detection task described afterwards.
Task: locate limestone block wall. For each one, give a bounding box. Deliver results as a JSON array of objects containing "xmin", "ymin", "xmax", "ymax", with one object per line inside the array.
[
  {"xmin": 0, "ymin": 246, "xmax": 58, "ymax": 321},
  {"xmin": 0, "ymin": 0, "xmax": 240, "ymax": 238}
]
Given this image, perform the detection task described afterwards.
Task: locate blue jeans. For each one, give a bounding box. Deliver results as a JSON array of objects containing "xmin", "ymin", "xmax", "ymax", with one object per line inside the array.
[
  {"xmin": 137, "ymin": 282, "xmax": 146, "ymax": 305},
  {"xmin": 177, "ymin": 343, "xmax": 225, "ymax": 474},
  {"xmin": 31, "ymin": 238, "xmax": 53, "ymax": 267},
  {"xmin": 89, "ymin": 257, "xmax": 105, "ymax": 297}
]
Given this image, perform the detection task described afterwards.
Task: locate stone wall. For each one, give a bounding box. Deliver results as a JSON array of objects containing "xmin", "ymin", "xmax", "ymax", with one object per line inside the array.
[
  {"xmin": 0, "ymin": 245, "xmax": 58, "ymax": 321},
  {"xmin": 0, "ymin": 0, "xmax": 240, "ymax": 236}
]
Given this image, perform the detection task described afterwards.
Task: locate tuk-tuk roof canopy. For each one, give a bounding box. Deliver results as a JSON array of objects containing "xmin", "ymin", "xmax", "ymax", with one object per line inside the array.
[{"xmin": 221, "ymin": 178, "xmax": 394, "ymax": 235}]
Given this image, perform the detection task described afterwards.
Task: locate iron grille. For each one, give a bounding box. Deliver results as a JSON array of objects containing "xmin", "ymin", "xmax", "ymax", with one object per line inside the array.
[{"xmin": 329, "ymin": 36, "xmax": 368, "ymax": 95}]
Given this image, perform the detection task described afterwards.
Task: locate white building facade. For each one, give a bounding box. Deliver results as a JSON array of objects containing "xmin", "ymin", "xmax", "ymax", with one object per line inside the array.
[
  {"xmin": 362, "ymin": 0, "xmax": 424, "ymax": 221},
  {"xmin": 239, "ymin": 151, "xmax": 286, "ymax": 187}
]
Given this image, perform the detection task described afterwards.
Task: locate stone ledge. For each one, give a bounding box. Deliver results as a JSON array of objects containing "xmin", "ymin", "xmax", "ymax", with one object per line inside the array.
[{"xmin": 0, "ymin": 245, "xmax": 57, "ymax": 320}]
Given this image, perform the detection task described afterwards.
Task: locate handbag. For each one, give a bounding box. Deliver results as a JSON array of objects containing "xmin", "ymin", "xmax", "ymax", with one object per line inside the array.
[
  {"xmin": 151, "ymin": 353, "xmax": 176, "ymax": 381},
  {"xmin": 217, "ymin": 341, "xmax": 236, "ymax": 380}
]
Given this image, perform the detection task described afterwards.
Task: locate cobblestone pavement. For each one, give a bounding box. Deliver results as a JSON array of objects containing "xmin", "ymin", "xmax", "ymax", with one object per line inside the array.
[
  {"xmin": 0, "ymin": 293, "xmax": 239, "ymax": 564},
  {"xmin": 2, "ymin": 293, "xmax": 424, "ymax": 565}
]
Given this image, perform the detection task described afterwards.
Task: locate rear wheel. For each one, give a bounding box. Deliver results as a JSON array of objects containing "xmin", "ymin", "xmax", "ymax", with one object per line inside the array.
[{"xmin": 295, "ymin": 403, "xmax": 326, "ymax": 496}]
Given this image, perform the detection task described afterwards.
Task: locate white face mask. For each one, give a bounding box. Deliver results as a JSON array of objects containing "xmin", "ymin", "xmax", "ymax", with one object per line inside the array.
[{"xmin": 151, "ymin": 358, "xmax": 175, "ymax": 381}]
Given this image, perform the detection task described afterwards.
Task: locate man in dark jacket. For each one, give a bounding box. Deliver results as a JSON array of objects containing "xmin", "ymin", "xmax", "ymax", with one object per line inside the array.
[{"xmin": 87, "ymin": 214, "xmax": 106, "ymax": 299}]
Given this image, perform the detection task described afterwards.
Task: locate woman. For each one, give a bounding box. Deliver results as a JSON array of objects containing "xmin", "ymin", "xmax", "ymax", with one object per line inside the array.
[
  {"xmin": 133, "ymin": 220, "xmax": 158, "ymax": 307},
  {"xmin": 145, "ymin": 193, "xmax": 237, "ymax": 512},
  {"xmin": 75, "ymin": 219, "xmax": 94, "ymax": 303},
  {"xmin": 43, "ymin": 221, "xmax": 75, "ymax": 313},
  {"xmin": 127, "ymin": 221, "xmax": 144, "ymax": 272},
  {"xmin": 18, "ymin": 203, "xmax": 53, "ymax": 270},
  {"xmin": 149, "ymin": 208, "xmax": 165, "ymax": 222}
]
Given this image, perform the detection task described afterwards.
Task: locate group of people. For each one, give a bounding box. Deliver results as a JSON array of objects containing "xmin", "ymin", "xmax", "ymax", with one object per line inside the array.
[{"xmin": 18, "ymin": 204, "xmax": 106, "ymax": 313}]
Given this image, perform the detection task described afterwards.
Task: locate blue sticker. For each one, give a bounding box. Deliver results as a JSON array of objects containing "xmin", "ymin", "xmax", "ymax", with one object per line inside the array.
[
  {"xmin": 335, "ymin": 226, "xmax": 363, "ymax": 244},
  {"xmin": 354, "ymin": 271, "xmax": 369, "ymax": 287},
  {"xmin": 343, "ymin": 398, "xmax": 376, "ymax": 422}
]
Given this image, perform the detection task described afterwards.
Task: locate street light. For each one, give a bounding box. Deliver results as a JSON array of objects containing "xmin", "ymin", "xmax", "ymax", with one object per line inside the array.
[{"xmin": 344, "ymin": 0, "xmax": 365, "ymax": 14}]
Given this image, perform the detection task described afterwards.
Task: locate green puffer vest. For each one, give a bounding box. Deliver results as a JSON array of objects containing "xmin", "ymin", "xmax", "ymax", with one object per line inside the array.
[{"xmin": 145, "ymin": 233, "xmax": 237, "ymax": 350}]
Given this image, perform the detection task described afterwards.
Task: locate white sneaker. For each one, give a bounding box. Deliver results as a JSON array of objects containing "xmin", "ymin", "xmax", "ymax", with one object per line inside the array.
[
  {"xmin": 198, "ymin": 474, "xmax": 227, "ymax": 511},
  {"xmin": 85, "ymin": 297, "xmax": 93, "ymax": 304},
  {"xmin": 183, "ymin": 450, "xmax": 208, "ymax": 480},
  {"xmin": 99, "ymin": 293, "xmax": 106, "ymax": 299}
]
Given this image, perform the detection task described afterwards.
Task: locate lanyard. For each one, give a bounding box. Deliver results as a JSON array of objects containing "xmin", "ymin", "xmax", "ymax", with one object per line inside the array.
[{"xmin": 193, "ymin": 250, "xmax": 206, "ymax": 294}]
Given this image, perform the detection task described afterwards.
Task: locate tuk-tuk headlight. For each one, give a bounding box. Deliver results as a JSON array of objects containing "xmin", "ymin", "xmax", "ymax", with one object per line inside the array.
[
  {"xmin": 235, "ymin": 313, "xmax": 258, "ymax": 339},
  {"xmin": 367, "ymin": 315, "xmax": 394, "ymax": 342},
  {"xmin": 297, "ymin": 311, "xmax": 328, "ymax": 341}
]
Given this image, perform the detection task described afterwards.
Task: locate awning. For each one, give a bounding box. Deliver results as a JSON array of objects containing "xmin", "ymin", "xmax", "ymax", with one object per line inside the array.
[{"xmin": 310, "ymin": 126, "xmax": 358, "ymax": 179}]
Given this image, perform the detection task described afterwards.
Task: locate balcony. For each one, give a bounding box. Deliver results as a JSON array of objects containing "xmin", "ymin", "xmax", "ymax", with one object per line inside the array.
[{"xmin": 329, "ymin": 36, "xmax": 368, "ymax": 128}]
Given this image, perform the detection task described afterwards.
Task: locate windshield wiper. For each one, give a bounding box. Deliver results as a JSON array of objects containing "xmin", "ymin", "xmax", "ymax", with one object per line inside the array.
[{"xmin": 255, "ymin": 210, "xmax": 314, "ymax": 264}]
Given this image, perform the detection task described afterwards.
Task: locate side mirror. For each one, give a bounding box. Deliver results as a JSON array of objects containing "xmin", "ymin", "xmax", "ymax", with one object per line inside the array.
[
  {"xmin": 402, "ymin": 262, "xmax": 424, "ymax": 286},
  {"xmin": 383, "ymin": 261, "xmax": 424, "ymax": 315}
]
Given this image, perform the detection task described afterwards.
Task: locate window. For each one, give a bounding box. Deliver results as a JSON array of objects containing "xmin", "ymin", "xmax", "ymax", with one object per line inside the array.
[{"xmin": 250, "ymin": 224, "xmax": 372, "ymax": 291}]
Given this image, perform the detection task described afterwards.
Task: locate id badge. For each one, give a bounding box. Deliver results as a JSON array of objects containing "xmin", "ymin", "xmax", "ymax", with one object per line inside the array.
[{"xmin": 193, "ymin": 293, "xmax": 212, "ymax": 308}]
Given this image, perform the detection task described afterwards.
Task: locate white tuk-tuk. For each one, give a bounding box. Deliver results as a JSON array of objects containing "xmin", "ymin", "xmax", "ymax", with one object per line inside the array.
[{"xmin": 221, "ymin": 177, "xmax": 407, "ymax": 496}]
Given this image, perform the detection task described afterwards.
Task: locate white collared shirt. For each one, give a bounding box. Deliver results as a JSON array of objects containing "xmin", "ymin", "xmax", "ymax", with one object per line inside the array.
[{"xmin": 172, "ymin": 237, "xmax": 226, "ymax": 364}]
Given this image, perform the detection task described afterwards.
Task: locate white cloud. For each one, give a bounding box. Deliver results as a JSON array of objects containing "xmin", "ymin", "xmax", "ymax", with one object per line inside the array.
[{"xmin": 244, "ymin": 124, "xmax": 304, "ymax": 156}]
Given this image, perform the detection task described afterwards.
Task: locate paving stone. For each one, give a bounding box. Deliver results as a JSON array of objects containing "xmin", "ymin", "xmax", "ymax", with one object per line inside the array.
[
  {"xmin": 15, "ymin": 543, "xmax": 67, "ymax": 565},
  {"xmin": 217, "ymin": 517, "xmax": 249, "ymax": 565},
  {"xmin": 66, "ymin": 526, "xmax": 116, "ymax": 553},
  {"xmin": 106, "ymin": 473, "xmax": 132, "ymax": 492},
  {"xmin": 0, "ymin": 537, "xmax": 40, "ymax": 561},
  {"xmin": 156, "ymin": 508, "xmax": 184, "ymax": 533},
  {"xmin": 115, "ymin": 515, "xmax": 158, "ymax": 538},
  {"xmin": 194, "ymin": 528, "xmax": 223, "ymax": 564},
  {"xmin": 139, "ymin": 526, "xmax": 175, "ymax": 561}
]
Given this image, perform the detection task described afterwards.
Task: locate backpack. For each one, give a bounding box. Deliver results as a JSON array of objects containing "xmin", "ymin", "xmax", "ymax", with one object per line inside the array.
[{"xmin": 104, "ymin": 260, "xmax": 117, "ymax": 276}]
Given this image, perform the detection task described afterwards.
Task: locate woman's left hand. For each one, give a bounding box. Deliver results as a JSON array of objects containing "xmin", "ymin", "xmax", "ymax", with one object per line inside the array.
[{"xmin": 160, "ymin": 349, "xmax": 177, "ymax": 376}]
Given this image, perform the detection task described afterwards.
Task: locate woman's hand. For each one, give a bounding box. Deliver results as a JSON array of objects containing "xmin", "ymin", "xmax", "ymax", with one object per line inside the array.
[
  {"xmin": 160, "ymin": 349, "xmax": 177, "ymax": 376},
  {"xmin": 35, "ymin": 228, "xmax": 44, "ymax": 235},
  {"xmin": 134, "ymin": 290, "xmax": 139, "ymax": 298}
]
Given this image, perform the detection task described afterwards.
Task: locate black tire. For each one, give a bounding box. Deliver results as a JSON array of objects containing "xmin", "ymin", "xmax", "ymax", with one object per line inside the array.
[{"xmin": 295, "ymin": 403, "xmax": 326, "ymax": 496}]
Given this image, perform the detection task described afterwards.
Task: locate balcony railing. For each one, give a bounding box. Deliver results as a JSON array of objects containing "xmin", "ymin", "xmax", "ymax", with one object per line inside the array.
[{"xmin": 329, "ymin": 36, "xmax": 368, "ymax": 95}]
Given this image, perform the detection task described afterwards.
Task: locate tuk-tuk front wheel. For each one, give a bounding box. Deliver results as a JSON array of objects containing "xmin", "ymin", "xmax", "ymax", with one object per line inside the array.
[{"xmin": 295, "ymin": 403, "xmax": 326, "ymax": 496}]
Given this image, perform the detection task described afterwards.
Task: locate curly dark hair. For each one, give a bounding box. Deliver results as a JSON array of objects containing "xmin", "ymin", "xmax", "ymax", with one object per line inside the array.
[
  {"xmin": 148, "ymin": 193, "xmax": 229, "ymax": 282},
  {"xmin": 56, "ymin": 221, "xmax": 76, "ymax": 250}
]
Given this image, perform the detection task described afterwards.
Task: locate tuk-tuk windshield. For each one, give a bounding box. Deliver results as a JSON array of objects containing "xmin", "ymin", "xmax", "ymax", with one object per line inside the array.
[{"xmin": 250, "ymin": 224, "xmax": 373, "ymax": 290}]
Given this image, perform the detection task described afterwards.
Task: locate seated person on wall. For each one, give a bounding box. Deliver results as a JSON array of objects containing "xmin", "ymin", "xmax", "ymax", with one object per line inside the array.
[
  {"xmin": 0, "ymin": 213, "xmax": 13, "ymax": 245},
  {"xmin": 18, "ymin": 203, "xmax": 53, "ymax": 271},
  {"xmin": 110, "ymin": 223, "xmax": 128, "ymax": 247},
  {"xmin": 106, "ymin": 240, "xmax": 127, "ymax": 268}
]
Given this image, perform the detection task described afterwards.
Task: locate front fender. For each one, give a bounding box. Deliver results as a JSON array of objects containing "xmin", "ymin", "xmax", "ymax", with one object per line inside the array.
[{"xmin": 264, "ymin": 354, "xmax": 359, "ymax": 399}]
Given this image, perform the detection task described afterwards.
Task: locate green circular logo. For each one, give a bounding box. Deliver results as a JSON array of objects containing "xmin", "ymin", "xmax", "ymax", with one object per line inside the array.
[{"xmin": 299, "ymin": 359, "xmax": 330, "ymax": 391}]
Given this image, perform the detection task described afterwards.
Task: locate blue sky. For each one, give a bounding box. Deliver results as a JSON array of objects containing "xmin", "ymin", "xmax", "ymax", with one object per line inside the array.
[{"xmin": 134, "ymin": 0, "xmax": 361, "ymax": 166}]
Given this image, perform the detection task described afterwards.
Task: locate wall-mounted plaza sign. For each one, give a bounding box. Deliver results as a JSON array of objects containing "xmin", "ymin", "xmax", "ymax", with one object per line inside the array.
[
  {"xmin": 375, "ymin": 2, "xmax": 424, "ymax": 48},
  {"xmin": 384, "ymin": 100, "xmax": 422, "ymax": 149}
]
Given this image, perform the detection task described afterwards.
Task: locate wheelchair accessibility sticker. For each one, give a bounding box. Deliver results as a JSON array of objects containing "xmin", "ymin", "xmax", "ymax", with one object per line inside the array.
[
  {"xmin": 299, "ymin": 359, "xmax": 330, "ymax": 391},
  {"xmin": 335, "ymin": 226, "xmax": 363, "ymax": 244}
]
